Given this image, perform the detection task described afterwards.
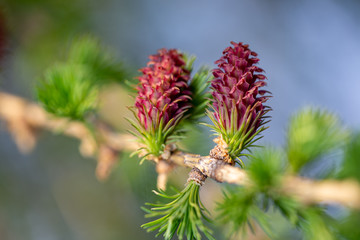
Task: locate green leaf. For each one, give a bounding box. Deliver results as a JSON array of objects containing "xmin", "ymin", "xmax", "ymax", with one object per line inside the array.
[
  {"xmin": 287, "ymin": 107, "xmax": 348, "ymax": 172},
  {"xmin": 142, "ymin": 181, "xmax": 214, "ymax": 240},
  {"xmin": 36, "ymin": 63, "xmax": 98, "ymax": 121}
]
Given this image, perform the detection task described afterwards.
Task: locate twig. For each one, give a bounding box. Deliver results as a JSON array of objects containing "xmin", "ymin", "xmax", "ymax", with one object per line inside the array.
[
  {"xmin": 156, "ymin": 160, "xmax": 174, "ymax": 190},
  {"xmin": 0, "ymin": 92, "xmax": 137, "ymax": 179},
  {"xmin": 1, "ymin": 91, "xmax": 360, "ymax": 209}
]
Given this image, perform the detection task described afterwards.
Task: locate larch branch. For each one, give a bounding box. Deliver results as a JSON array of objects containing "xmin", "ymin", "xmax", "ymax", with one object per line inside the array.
[{"xmin": 1, "ymin": 91, "xmax": 360, "ymax": 209}]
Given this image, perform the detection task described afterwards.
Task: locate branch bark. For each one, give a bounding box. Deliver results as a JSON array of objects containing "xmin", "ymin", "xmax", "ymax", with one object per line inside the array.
[{"xmin": 1, "ymin": 92, "xmax": 360, "ymax": 209}]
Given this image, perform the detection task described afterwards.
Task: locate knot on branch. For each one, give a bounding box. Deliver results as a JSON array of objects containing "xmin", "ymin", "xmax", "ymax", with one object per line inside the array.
[
  {"xmin": 210, "ymin": 137, "xmax": 233, "ymax": 165},
  {"xmin": 184, "ymin": 155, "xmax": 227, "ymax": 183},
  {"xmin": 187, "ymin": 167, "xmax": 207, "ymax": 186},
  {"xmin": 160, "ymin": 143, "xmax": 177, "ymax": 161}
]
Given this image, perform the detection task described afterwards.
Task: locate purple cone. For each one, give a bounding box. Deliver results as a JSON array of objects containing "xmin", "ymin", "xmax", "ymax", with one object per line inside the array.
[
  {"xmin": 211, "ymin": 42, "xmax": 271, "ymax": 136},
  {"xmin": 135, "ymin": 49, "xmax": 192, "ymax": 131}
]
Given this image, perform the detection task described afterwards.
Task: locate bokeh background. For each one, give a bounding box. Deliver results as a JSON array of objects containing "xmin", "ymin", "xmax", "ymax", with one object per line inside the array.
[{"xmin": 0, "ymin": 0, "xmax": 359, "ymax": 239}]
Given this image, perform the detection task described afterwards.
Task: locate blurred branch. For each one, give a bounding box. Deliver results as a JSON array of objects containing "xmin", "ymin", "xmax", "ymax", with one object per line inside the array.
[
  {"xmin": 0, "ymin": 91, "xmax": 137, "ymax": 180},
  {"xmin": 1, "ymin": 91, "xmax": 360, "ymax": 209}
]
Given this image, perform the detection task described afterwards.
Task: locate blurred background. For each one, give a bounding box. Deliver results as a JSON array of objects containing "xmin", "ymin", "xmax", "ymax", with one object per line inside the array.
[{"xmin": 0, "ymin": 0, "xmax": 359, "ymax": 239}]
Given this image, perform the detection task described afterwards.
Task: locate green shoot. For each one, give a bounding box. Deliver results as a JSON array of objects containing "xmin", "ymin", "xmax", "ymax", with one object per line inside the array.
[
  {"xmin": 142, "ymin": 181, "xmax": 214, "ymax": 240},
  {"xmin": 37, "ymin": 63, "xmax": 98, "ymax": 121},
  {"xmin": 287, "ymin": 108, "xmax": 348, "ymax": 172}
]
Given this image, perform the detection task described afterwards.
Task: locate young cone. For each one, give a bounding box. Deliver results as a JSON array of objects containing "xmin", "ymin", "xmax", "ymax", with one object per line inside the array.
[
  {"xmin": 208, "ymin": 42, "xmax": 271, "ymax": 163},
  {"xmin": 131, "ymin": 49, "xmax": 192, "ymax": 157}
]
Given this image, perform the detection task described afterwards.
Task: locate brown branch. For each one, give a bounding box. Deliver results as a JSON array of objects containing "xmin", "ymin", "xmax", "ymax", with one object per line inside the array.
[
  {"xmin": 0, "ymin": 92, "xmax": 138, "ymax": 180},
  {"xmin": 1, "ymin": 92, "xmax": 360, "ymax": 209},
  {"xmin": 0, "ymin": 92, "xmax": 139, "ymax": 153}
]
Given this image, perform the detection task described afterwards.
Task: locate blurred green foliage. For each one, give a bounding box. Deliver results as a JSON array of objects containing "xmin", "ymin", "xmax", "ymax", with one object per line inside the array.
[
  {"xmin": 183, "ymin": 55, "xmax": 212, "ymax": 123},
  {"xmin": 68, "ymin": 36, "xmax": 129, "ymax": 85},
  {"xmin": 247, "ymin": 148, "xmax": 284, "ymax": 192},
  {"xmin": 287, "ymin": 108, "xmax": 348, "ymax": 173},
  {"xmin": 217, "ymin": 187, "xmax": 272, "ymax": 238},
  {"xmin": 37, "ymin": 63, "xmax": 98, "ymax": 121},
  {"xmin": 336, "ymin": 212, "xmax": 360, "ymax": 240},
  {"xmin": 2, "ymin": 0, "xmax": 94, "ymax": 75},
  {"xmin": 339, "ymin": 133, "xmax": 360, "ymax": 181},
  {"xmin": 187, "ymin": 66, "xmax": 212, "ymax": 123},
  {"xmin": 36, "ymin": 35, "xmax": 129, "ymax": 121},
  {"xmin": 297, "ymin": 208, "xmax": 335, "ymax": 240}
]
